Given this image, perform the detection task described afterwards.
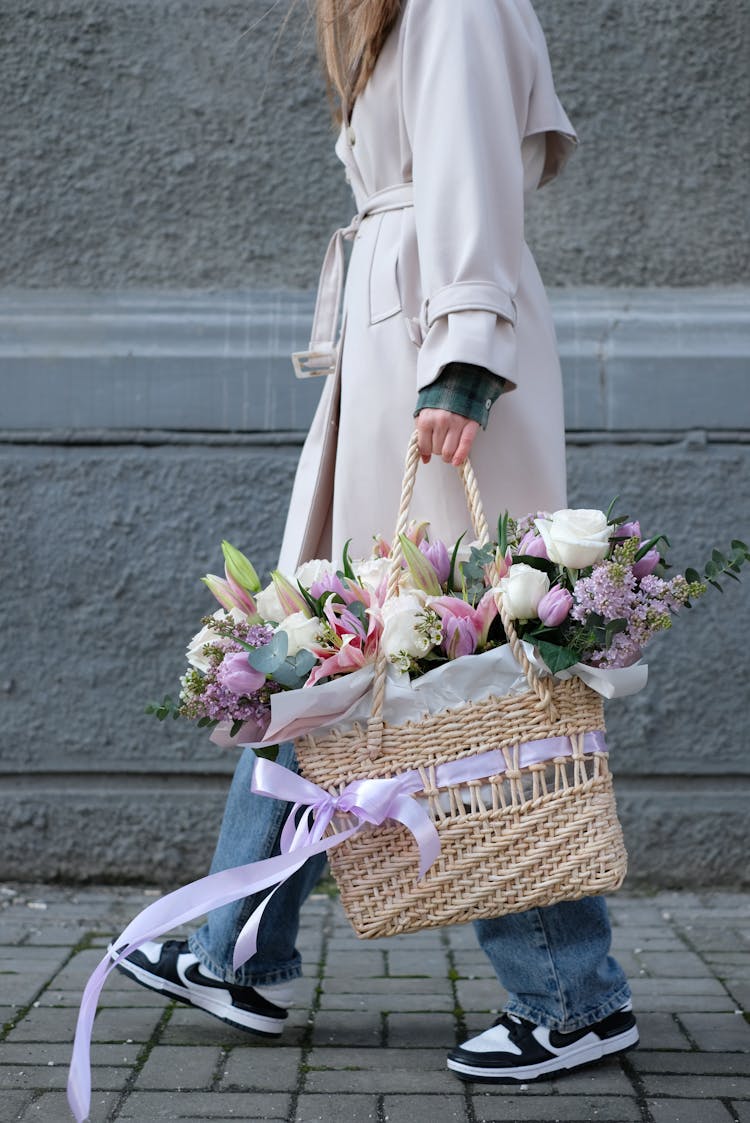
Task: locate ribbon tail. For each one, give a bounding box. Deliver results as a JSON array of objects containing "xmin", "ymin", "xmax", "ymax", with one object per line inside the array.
[
  {"xmin": 67, "ymin": 954, "xmax": 113, "ymax": 1122},
  {"xmin": 390, "ymin": 797, "xmax": 441, "ymax": 880},
  {"xmin": 232, "ymin": 826, "xmax": 358, "ymax": 971}
]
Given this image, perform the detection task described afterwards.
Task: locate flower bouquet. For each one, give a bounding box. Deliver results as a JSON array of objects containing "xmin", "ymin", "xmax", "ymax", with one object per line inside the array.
[{"xmin": 146, "ymin": 437, "xmax": 747, "ymax": 941}]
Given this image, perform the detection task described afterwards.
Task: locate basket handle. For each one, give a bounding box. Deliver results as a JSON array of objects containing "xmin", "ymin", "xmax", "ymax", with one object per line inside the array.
[{"xmin": 365, "ymin": 431, "xmax": 557, "ymax": 760}]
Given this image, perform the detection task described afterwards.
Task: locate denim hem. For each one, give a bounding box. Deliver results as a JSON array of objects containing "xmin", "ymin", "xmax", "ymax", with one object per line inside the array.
[
  {"xmin": 504, "ymin": 981, "xmax": 633, "ymax": 1034},
  {"xmin": 187, "ymin": 932, "xmax": 303, "ymax": 988}
]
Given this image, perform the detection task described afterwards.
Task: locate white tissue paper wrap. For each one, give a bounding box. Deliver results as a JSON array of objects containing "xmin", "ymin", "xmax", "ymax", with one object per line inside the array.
[{"xmin": 242, "ymin": 642, "xmax": 648, "ymax": 748}]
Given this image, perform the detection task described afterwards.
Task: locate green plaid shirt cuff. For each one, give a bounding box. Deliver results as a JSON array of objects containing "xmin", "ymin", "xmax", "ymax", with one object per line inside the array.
[{"xmin": 414, "ymin": 363, "xmax": 506, "ymax": 430}]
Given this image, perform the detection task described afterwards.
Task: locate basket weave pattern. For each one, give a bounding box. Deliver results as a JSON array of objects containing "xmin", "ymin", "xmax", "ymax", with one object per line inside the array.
[{"xmin": 295, "ymin": 435, "xmax": 628, "ymax": 939}]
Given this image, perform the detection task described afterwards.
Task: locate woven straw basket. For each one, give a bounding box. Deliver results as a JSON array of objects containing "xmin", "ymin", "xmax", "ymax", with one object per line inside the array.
[{"xmin": 295, "ymin": 434, "xmax": 627, "ymax": 939}]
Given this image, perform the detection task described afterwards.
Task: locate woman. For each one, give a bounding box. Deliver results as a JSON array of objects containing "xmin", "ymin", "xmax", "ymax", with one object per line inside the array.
[{"xmin": 119, "ymin": 0, "xmax": 637, "ymax": 1082}]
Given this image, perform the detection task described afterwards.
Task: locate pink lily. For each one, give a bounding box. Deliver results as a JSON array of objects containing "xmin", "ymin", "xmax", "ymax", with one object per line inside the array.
[
  {"xmin": 202, "ymin": 573, "xmax": 259, "ymax": 618},
  {"xmin": 305, "ymin": 635, "xmax": 368, "ymax": 687},
  {"xmin": 404, "ymin": 519, "xmax": 430, "ymax": 546},
  {"xmin": 271, "ymin": 570, "xmax": 312, "ymax": 618},
  {"xmin": 399, "ymin": 534, "xmax": 442, "ymax": 595},
  {"xmin": 429, "ymin": 589, "xmax": 497, "ymax": 647}
]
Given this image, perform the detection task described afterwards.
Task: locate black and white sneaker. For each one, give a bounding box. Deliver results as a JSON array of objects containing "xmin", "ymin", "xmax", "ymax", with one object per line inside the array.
[
  {"xmin": 447, "ymin": 1003, "xmax": 638, "ymax": 1083},
  {"xmin": 114, "ymin": 939, "xmax": 288, "ymax": 1036}
]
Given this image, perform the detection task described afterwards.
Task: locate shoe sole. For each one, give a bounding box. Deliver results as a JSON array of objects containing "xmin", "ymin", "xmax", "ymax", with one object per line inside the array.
[
  {"xmin": 447, "ymin": 1025, "xmax": 640, "ymax": 1083},
  {"xmin": 114, "ymin": 955, "xmax": 285, "ymax": 1037}
]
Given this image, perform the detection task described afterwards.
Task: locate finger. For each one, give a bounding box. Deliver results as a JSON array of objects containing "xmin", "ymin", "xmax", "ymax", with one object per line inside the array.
[
  {"xmin": 415, "ymin": 414, "xmax": 433, "ymax": 463},
  {"xmin": 451, "ymin": 421, "xmax": 480, "ymax": 466}
]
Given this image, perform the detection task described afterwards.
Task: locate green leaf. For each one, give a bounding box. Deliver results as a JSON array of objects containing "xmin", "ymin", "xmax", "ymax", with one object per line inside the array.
[
  {"xmin": 730, "ymin": 539, "xmax": 748, "ymax": 555},
  {"xmin": 604, "ymin": 618, "xmax": 628, "ymax": 647},
  {"xmin": 253, "ymin": 743, "xmax": 280, "ymax": 762},
  {"xmin": 708, "ymin": 579, "xmax": 723, "ymax": 592},
  {"xmin": 605, "ymin": 495, "xmax": 620, "ymax": 523},
  {"xmin": 230, "ymin": 719, "xmax": 244, "ymax": 738},
  {"xmin": 248, "ymin": 630, "xmax": 288, "ymax": 673},
  {"xmin": 448, "ymin": 531, "xmax": 466, "ymax": 591},
  {"xmin": 712, "ymin": 549, "xmax": 728, "ymax": 567},
  {"xmin": 513, "ymin": 554, "xmax": 555, "ymax": 575},
  {"xmin": 535, "ymin": 640, "xmax": 581, "ymax": 674},
  {"xmin": 497, "ymin": 511, "xmax": 510, "ymax": 557},
  {"xmin": 635, "ymin": 534, "xmax": 669, "ymax": 561},
  {"xmin": 341, "ymin": 539, "xmax": 356, "ymax": 581},
  {"xmin": 684, "ymin": 568, "xmax": 701, "ymax": 584}
]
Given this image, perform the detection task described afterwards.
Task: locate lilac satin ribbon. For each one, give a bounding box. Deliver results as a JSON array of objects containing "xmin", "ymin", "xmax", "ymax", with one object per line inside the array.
[{"xmin": 67, "ymin": 730, "xmax": 606, "ymax": 1121}]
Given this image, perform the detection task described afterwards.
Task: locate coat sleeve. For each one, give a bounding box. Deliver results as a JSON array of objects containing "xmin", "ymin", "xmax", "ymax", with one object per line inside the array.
[{"xmin": 401, "ymin": 0, "xmax": 537, "ymax": 393}]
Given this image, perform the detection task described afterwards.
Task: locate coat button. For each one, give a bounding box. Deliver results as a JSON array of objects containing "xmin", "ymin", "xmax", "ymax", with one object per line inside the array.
[{"xmin": 347, "ymin": 126, "xmax": 356, "ymax": 146}]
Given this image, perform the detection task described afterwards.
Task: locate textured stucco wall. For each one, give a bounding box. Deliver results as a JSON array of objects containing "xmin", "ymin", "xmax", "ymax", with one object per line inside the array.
[
  {"xmin": 2, "ymin": 438, "xmax": 748, "ymax": 886},
  {"xmin": 2, "ymin": 0, "xmax": 748, "ymax": 290}
]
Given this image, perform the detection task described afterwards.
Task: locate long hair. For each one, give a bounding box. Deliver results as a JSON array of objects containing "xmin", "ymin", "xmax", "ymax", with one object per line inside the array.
[{"xmin": 315, "ymin": 0, "xmax": 401, "ymax": 118}]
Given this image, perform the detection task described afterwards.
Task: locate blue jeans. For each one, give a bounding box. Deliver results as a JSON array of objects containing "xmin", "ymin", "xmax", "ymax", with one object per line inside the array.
[{"xmin": 189, "ymin": 746, "xmax": 631, "ymax": 1032}]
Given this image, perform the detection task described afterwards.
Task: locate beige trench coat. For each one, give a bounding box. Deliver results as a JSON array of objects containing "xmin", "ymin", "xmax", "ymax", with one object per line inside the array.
[{"xmin": 278, "ymin": 0, "xmax": 577, "ymax": 574}]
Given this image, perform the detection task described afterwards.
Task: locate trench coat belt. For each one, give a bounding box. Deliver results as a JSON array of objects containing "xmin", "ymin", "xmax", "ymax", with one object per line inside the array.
[{"xmin": 291, "ymin": 182, "xmax": 414, "ymax": 379}]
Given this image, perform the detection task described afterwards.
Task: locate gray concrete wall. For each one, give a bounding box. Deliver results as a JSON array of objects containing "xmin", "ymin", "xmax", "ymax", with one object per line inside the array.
[
  {"xmin": 1, "ymin": 1, "xmax": 749, "ymax": 888},
  {"xmin": 1, "ymin": 290, "xmax": 748, "ymax": 888},
  {"xmin": 2, "ymin": 0, "xmax": 748, "ymax": 289}
]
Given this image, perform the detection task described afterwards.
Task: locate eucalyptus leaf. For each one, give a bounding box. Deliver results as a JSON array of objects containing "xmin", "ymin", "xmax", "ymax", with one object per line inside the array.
[
  {"xmin": 248, "ymin": 630, "xmax": 288, "ymax": 673},
  {"xmin": 272, "ymin": 660, "xmax": 307, "ymax": 689},
  {"xmin": 293, "ymin": 649, "xmax": 317, "ymax": 677}
]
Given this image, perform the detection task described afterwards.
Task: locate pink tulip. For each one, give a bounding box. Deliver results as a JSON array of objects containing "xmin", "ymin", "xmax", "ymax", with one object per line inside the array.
[
  {"xmin": 217, "ymin": 652, "xmax": 266, "ymax": 697},
  {"xmin": 518, "ymin": 530, "xmax": 549, "ymax": 560},
  {"xmin": 632, "ymin": 549, "xmax": 660, "ymax": 578},
  {"xmin": 537, "ymin": 586, "xmax": 573, "ymax": 627}
]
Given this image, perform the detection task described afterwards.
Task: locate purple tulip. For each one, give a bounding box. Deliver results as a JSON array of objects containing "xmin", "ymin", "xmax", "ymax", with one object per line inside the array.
[
  {"xmin": 310, "ymin": 573, "xmax": 348, "ymax": 600},
  {"xmin": 632, "ymin": 549, "xmax": 660, "ymax": 578},
  {"xmin": 217, "ymin": 652, "xmax": 266, "ymax": 697},
  {"xmin": 613, "ymin": 520, "xmax": 641, "ymax": 542},
  {"xmin": 442, "ymin": 615, "xmax": 479, "ymax": 660},
  {"xmin": 419, "ymin": 538, "xmax": 451, "ymax": 585},
  {"xmin": 518, "ymin": 529, "xmax": 549, "ymax": 559},
  {"xmin": 537, "ymin": 586, "xmax": 573, "ymax": 627}
]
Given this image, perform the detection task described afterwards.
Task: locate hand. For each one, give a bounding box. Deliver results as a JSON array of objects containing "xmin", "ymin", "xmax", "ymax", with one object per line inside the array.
[{"xmin": 416, "ymin": 409, "xmax": 480, "ymax": 466}]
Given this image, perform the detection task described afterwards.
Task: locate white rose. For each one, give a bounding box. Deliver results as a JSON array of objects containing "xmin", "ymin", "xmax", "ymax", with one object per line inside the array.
[
  {"xmin": 352, "ymin": 556, "xmax": 392, "ymax": 593},
  {"xmin": 535, "ymin": 508, "xmax": 611, "ymax": 569},
  {"xmin": 276, "ymin": 612, "xmax": 322, "ymax": 657},
  {"xmin": 380, "ymin": 593, "xmax": 433, "ymax": 665},
  {"xmin": 498, "ymin": 564, "xmax": 550, "ymax": 621},
  {"xmin": 186, "ymin": 608, "xmax": 246, "ymax": 671},
  {"xmin": 255, "ymin": 581, "xmax": 286, "ymax": 623},
  {"xmin": 294, "ymin": 558, "xmax": 335, "ymax": 588}
]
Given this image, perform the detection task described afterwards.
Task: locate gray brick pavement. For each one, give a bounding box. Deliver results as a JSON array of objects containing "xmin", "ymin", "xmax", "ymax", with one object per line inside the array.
[{"xmin": 2, "ymin": 884, "xmax": 750, "ymax": 1122}]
